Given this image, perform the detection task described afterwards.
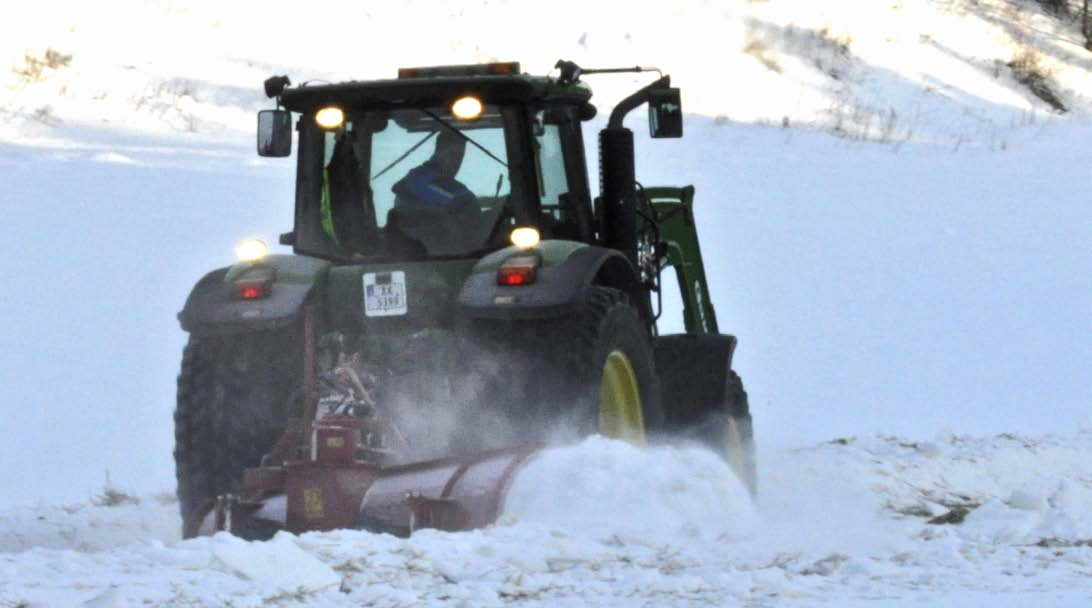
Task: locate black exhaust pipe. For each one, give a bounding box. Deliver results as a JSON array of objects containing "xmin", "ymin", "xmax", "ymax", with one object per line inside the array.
[
  {"xmin": 599, "ymin": 127, "xmax": 637, "ymax": 264},
  {"xmin": 598, "ymin": 75, "xmax": 671, "ymax": 266}
]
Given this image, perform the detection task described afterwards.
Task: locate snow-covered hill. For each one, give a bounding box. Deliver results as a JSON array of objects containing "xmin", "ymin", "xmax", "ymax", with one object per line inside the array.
[
  {"xmin": 2, "ymin": 433, "xmax": 1091, "ymax": 606},
  {"xmin": 4, "ymin": 0, "xmax": 1092, "ymax": 149}
]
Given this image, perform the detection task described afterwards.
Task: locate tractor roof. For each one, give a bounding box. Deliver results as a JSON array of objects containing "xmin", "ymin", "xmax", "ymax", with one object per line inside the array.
[{"xmin": 280, "ymin": 63, "xmax": 593, "ymax": 114}]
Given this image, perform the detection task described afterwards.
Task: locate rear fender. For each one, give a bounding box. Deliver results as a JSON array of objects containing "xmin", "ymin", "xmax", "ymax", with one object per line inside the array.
[
  {"xmin": 457, "ymin": 240, "xmax": 641, "ymax": 320},
  {"xmin": 178, "ymin": 254, "xmax": 330, "ymax": 336}
]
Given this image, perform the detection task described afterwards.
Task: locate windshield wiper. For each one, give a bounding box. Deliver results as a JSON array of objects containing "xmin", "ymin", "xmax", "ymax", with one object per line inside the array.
[{"xmin": 421, "ymin": 109, "xmax": 508, "ymax": 168}]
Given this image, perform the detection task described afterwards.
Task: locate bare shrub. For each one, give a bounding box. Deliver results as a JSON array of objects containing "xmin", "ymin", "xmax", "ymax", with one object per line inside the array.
[
  {"xmin": 30, "ymin": 105, "xmax": 61, "ymax": 126},
  {"xmin": 1025, "ymin": 0, "xmax": 1091, "ymax": 48},
  {"xmin": 928, "ymin": 506, "xmax": 974, "ymax": 525},
  {"xmin": 1008, "ymin": 51, "xmax": 1067, "ymax": 112},
  {"xmin": 12, "ymin": 49, "xmax": 72, "ymax": 83},
  {"xmin": 131, "ymin": 78, "xmax": 202, "ymax": 132},
  {"xmin": 823, "ymin": 93, "xmax": 911, "ymax": 144},
  {"xmin": 810, "ymin": 27, "xmax": 853, "ymax": 80},
  {"xmin": 745, "ymin": 20, "xmax": 853, "ymax": 82},
  {"xmin": 1083, "ymin": 0, "xmax": 1092, "ymax": 49},
  {"xmin": 92, "ymin": 473, "xmax": 140, "ymax": 507},
  {"xmin": 743, "ymin": 38, "xmax": 782, "ymax": 73},
  {"xmin": 1033, "ymin": 0, "xmax": 1070, "ymax": 16},
  {"xmin": 92, "ymin": 486, "xmax": 140, "ymax": 507}
]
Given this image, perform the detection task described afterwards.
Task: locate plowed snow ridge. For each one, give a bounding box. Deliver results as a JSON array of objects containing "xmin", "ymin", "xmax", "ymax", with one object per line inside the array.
[{"xmin": 2, "ymin": 432, "xmax": 1090, "ymax": 606}]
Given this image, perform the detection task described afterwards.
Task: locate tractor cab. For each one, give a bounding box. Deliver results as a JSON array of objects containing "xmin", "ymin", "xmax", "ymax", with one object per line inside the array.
[{"xmin": 259, "ymin": 62, "xmax": 599, "ymax": 264}]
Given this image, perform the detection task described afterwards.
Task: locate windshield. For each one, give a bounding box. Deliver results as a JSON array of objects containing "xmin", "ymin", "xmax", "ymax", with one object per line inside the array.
[{"xmin": 296, "ymin": 105, "xmax": 522, "ymax": 260}]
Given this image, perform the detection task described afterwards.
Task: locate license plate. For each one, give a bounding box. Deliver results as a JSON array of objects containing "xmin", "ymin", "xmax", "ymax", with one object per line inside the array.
[{"xmin": 363, "ymin": 271, "xmax": 407, "ymax": 317}]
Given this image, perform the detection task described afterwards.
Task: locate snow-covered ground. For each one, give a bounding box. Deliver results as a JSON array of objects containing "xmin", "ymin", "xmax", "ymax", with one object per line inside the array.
[
  {"xmin": 2, "ymin": 433, "xmax": 1091, "ymax": 606},
  {"xmin": 1, "ymin": 0, "xmax": 1090, "ymax": 604}
]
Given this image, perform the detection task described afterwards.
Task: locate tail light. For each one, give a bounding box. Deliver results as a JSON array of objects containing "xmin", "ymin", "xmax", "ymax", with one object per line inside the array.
[
  {"xmin": 237, "ymin": 284, "xmax": 267, "ymax": 299},
  {"xmin": 233, "ymin": 266, "xmax": 276, "ymax": 300},
  {"xmin": 496, "ymin": 254, "xmax": 539, "ymax": 286}
]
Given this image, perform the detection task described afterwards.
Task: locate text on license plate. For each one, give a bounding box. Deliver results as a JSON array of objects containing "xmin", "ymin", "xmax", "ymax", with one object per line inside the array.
[{"xmin": 363, "ymin": 271, "xmax": 407, "ymax": 317}]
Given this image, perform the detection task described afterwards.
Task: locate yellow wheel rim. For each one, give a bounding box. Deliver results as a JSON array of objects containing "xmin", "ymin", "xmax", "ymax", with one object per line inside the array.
[
  {"xmin": 598, "ymin": 350, "xmax": 646, "ymax": 445},
  {"xmin": 724, "ymin": 417, "xmax": 746, "ymax": 482}
]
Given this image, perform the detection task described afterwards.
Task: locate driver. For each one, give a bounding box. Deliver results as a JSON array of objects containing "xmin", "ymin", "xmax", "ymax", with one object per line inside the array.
[
  {"xmin": 388, "ymin": 129, "xmax": 481, "ymax": 255},
  {"xmin": 392, "ymin": 129, "xmax": 475, "ymax": 209}
]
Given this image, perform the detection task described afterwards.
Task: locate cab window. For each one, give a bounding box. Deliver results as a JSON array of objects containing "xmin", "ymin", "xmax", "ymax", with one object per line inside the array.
[
  {"xmin": 295, "ymin": 105, "xmax": 525, "ymax": 260},
  {"xmin": 532, "ymin": 106, "xmax": 591, "ymax": 241}
]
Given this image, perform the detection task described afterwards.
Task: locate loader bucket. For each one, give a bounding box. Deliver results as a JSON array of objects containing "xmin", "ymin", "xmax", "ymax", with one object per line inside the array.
[{"xmin": 184, "ymin": 443, "xmax": 539, "ymax": 539}]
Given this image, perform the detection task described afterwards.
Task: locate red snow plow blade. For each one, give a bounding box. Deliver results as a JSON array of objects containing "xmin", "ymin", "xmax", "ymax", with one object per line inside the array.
[{"xmin": 183, "ymin": 418, "xmax": 538, "ymax": 539}]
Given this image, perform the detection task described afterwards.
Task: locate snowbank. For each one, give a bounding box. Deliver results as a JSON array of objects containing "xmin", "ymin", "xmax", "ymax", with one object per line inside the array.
[{"xmin": 2, "ymin": 433, "xmax": 1090, "ymax": 606}]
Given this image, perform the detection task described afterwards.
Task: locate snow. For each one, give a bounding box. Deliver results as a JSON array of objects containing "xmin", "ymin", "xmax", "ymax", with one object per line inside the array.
[
  {"xmin": 1, "ymin": 0, "xmax": 1091, "ymax": 604},
  {"xmin": 502, "ymin": 436, "xmax": 757, "ymax": 543},
  {"xmin": 3, "ymin": 433, "xmax": 1092, "ymax": 605},
  {"xmin": 211, "ymin": 533, "xmax": 341, "ymax": 594},
  {"xmin": 0, "ymin": 493, "xmax": 177, "ymax": 554}
]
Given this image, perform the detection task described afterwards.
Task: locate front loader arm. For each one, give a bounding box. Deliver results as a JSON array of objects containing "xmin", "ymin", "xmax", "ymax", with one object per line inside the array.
[{"xmin": 645, "ymin": 186, "xmax": 718, "ymax": 334}]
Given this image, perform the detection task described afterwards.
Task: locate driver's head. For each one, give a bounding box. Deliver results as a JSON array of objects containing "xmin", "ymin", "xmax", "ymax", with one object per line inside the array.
[{"xmin": 433, "ymin": 129, "xmax": 467, "ymax": 178}]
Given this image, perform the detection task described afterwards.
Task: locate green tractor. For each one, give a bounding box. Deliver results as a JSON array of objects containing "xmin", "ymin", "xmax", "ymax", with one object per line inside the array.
[{"xmin": 175, "ymin": 60, "xmax": 755, "ymax": 532}]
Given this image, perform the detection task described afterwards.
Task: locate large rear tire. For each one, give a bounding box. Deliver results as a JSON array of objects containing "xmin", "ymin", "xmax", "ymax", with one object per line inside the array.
[
  {"xmin": 692, "ymin": 370, "xmax": 757, "ymax": 496},
  {"xmin": 173, "ymin": 329, "xmax": 300, "ymax": 527},
  {"xmin": 470, "ymin": 286, "xmax": 662, "ymax": 444},
  {"xmin": 564, "ymin": 286, "xmax": 663, "ymax": 442}
]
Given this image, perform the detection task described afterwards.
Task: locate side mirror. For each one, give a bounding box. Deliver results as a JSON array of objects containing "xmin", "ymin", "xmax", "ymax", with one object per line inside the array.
[
  {"xmin": 648, "ymin": 88, "xmax": 683, "ymax": 138},
  {"xmin": 531, "ymin": 111, "xmax": 545, "ymax": 136},
  {"xmin": 257, "ymin": 109, "xmax": 292, "ymax": 157}
]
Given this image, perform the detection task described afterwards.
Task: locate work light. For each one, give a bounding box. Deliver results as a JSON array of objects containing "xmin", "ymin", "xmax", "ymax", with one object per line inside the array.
[
  {"xmin": 509, "ymin": 227, "xmax": 540, "ymax": 249},
  {"xmin": 451, "ymin": 96, "xmax": 484, "ymax": 121},
  {"xmin": 315, "ymin": 106, "xmax": 345, "ymax": 130},
  {"xmin": 235, "ymin": 237, "xmax": 268, "ymax": 263}
]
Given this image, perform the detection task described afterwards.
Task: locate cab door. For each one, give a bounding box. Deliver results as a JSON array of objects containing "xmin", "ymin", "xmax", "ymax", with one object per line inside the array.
[{"xmin": 531, "ymin": 106, "xmax": 594, "ymax": 243}]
